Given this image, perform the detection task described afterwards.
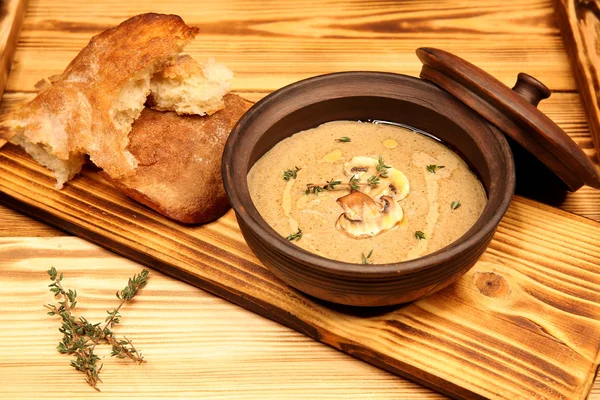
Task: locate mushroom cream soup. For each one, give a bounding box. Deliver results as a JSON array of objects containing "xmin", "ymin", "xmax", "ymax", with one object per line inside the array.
[{"xmin": 247, "ymin": 121, "xmax": 487, "ymax": 264}]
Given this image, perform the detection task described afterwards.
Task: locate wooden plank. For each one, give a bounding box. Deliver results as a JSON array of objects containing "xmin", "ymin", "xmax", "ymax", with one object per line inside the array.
[
  {"xmin": 0, "ymin": 0, "xmax": 27, "ymax": 100},
  {"xmin": 6, "ymin": 0, "xmax": 578, "ymax": 93},
  {"xmin": 554, "ymin": 0, "xmax": 600, "ymax": 157},
  {"xmin": 0, "ymin": 203, "xmax": 63, "ymax": 236},
  {"xmin": 3, "ymin": 0, "xmax": 600, "ymax": 398},
  {"xmin": 5, "ymin": 206, "xmax": 600, "ymax": 400},
  {"xmin": 0, "ymin": 236, "xmax": 443, "ymax": 399},
  {"xmin": 1, "ymin": 143, "xmax": 600, "ymax": 400}
]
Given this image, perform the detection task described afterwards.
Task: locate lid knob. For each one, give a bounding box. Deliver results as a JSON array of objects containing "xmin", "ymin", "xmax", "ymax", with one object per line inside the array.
[
  {"xmin": 511, "ymin": 73, "xmax": 551, "ymax": 107},
  {"xmin": 416, "ymin": 47, "xmax": 600, "ymax": 190}
]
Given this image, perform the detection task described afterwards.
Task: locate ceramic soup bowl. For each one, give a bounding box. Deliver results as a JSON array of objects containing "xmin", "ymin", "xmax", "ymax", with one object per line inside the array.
[{"xmin": 222, "ymin": 72, "xmax": 515, "ymax": 307}]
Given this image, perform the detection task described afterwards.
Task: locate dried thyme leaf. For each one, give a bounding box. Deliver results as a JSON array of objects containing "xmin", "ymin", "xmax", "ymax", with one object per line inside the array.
[
  {"xmin": 324, "ymin": 179, "xmax": 342, "ymax": 190},
  {"xmin": 286, "ymin": 228, "xmax": 303, "ymax": 241},
  {"xmin": 377, "ymin": 155, "xmax": 391, "ymax": 178},
  {"xmin": 367, "ymin": 175, "xmax": 380, "ymax": 186},
  {"xmin": 283, "ymin": 166, "xmax": 301, "ymax": 181},
  {"xmin": 426, "ymin": 164, "xmax": 445, "ymax": 174},
  {"xmin": 361, "ymin": 249, "xmax": 374, "ymax": 264},
  {"xmin": 349, "ymin": 176, "xmax": 360, "ymax": 191}
]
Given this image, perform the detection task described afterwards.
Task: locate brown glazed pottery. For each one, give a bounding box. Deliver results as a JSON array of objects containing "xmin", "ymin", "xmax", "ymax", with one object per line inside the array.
[{"xmin": 222, "ymin": 70, "xmax": 516, "ymax": 307}]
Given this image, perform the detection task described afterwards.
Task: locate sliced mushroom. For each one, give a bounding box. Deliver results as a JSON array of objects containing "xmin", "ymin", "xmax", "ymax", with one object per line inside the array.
[
  {"xmin": 335, "ymin": 191, "xmax": 404, "ymax": 239},
  {"xmin": 369, "ymin": 168, "xmax": 410, "ymax": 200},
  {"xmin": 343, "ymin": 156, "xmax": 410, "ymax": 200},
  {"xmin": 343, "ymin": 156, "xmax": 378, "ymax": 177},
  {"xmin": 336, "ymin": 191, "xmax": 381, "ymax": 221}
]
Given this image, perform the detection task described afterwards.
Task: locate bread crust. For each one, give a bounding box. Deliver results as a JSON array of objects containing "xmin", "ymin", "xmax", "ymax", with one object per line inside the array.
[
  {"xmin": 158, "ymin": 54, "xmax": 205, "ymax": 80},
  {"xmin": 106, "ymin": 94, "xmax": 252, "ymax": 224},
  {"xmin": 8, "ymin": 13, "xmax": 198, "ymax": 181}
]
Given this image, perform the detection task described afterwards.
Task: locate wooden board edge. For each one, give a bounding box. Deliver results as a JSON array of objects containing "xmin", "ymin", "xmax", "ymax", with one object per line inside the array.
[
  {"xmin": 553, "ymin": 0, "xmax": 600, "ymax": 160},
  {"xmin": 583, "ymin": 363, "xmax": 600, "ymax": 400},
  {"xmin": 0, "ymin": 0, "xmax": 28, "ymax": 100},
  {"xmin": 0, "ymin": 188, "xmax": 489, "ymax": 400}
]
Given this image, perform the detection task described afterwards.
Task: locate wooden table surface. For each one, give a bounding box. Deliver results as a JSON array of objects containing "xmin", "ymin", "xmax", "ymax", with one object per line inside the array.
[{"xmin": 1, "ymin": 0, "xmax": 600, "ymax": 398}]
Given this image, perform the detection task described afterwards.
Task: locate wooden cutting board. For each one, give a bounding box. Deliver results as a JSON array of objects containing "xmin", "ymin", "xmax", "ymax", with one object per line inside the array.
[{"xmin": 1, "ymin": 143, "xmax": 600, "ymax": 400}]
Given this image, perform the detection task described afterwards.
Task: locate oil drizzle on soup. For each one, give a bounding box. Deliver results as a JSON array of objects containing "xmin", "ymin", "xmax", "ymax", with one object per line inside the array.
[{"xmin": 248, "ymin": 121, "xmax": 487, "ymax": 264}]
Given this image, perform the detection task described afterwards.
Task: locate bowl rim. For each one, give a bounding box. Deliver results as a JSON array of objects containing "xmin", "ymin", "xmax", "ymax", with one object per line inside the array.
[{"xmin": 223, "ymin": 71, "xmax": 515, "ymax": 279}]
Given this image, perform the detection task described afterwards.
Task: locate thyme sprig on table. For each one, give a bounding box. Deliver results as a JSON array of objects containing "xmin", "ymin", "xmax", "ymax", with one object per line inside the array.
[{"xmin": 45, "ymin": 267, "xmax": 149, "ymax": 391}]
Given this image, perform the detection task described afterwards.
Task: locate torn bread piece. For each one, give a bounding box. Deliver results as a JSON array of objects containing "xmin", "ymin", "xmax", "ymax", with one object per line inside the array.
[
  {"xmin": 149, "ymin": 55, "xmax": 233, "ymax": 116},
  {"xmin": 6, "ymin": 13, "xmax": 198, "ymax": 188},
  {"xmin": 105, "ymin": 94, "xmax": 252, "ymax": 224}
]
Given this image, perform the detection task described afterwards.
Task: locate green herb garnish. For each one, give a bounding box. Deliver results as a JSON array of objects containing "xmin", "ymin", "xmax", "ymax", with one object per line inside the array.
[
  {"xmin": 349, "ymin": 175, "xmax": 360, "ymax": 191},
  {"xmin": 367, "ymin": 175, "xmax": 380, "ymax": 187},
  {"xmin": 45, "ymin": 267, "xmax": 148, "ymax": 391},
  {"xmin": 451, "ymin": 200, "xmax": 461, "ymax": 211},
  {"xmin": 305, "ymin": 185, "xmax": 324, "ymax": 195},
  {"xmin": 286, "ymin": 228, "xmax": 303, "ymax": 241},
  {"xmin": 426, "ymin": 164, "xmax": 445, "ymax": 174},
  {"xmin": 283, "ymin": 166, "xmax": 301, "ymax": 181},
  {"xmin": 361, "ymin": 249, "xmax": 374, "ymax": 264},
  {"xmin": 324, "ymin": 179, "xmax": 342, "ymax": 190},
  {"xmin": 377, "ymin": 155, "xmax": 391, "ymax": 178},
  {"xmin": 414, "ymin": 231, "xmax": 426, "ymax": 240},
  {"xmin": 305, "ymin": 157, "xmax": 389, "ymax": 195},
  {"xmin": 336, "ymin": 136, "xmax": 352, "ymax": 143}
]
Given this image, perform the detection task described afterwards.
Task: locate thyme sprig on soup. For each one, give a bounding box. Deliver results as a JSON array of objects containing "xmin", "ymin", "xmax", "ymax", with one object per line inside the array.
[{"xmin": 248, "ymin": 121, "xmax": 486, "ymax": 264}]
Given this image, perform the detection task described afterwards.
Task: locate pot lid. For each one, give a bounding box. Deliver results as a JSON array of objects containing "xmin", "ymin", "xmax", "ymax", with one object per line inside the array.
[{"xmin": 416, "ymin": 47, "xmax": 600, "ymax": 191}]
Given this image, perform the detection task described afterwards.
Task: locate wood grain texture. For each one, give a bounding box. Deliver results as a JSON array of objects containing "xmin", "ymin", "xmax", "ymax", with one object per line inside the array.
[
  {"xmin": 3, "ymin": 0, "xmax": 600, "ymax": 398},
  {"xmin": 0, "ymin": 202, "xmax": 62, "ymax": 236},
  {"xmin": 5, "ymin": 0, "xmax": 580, "ymax": 93},
  {"xmin": 554, "ymin": 0, "xmax": 600, "ymax": 156},
  {"xmin": 0, "ymin": 236, "xmax": 444, "ymax": 399},
  {"xmin": 0, "ymin": 0, "xmax": 27, "ymax": 100},
  {"xmin": 1, "ymin": 142, "xmax": 600, "ymax": 399}
]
